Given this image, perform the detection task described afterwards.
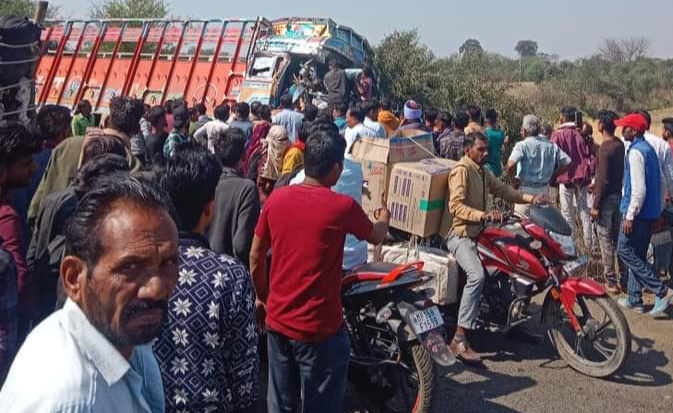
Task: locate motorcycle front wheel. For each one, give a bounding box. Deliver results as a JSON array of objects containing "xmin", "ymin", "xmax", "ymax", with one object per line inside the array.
[{"xmin": 544, "ymin": 294, "xmax": 631, "ymax": 378}]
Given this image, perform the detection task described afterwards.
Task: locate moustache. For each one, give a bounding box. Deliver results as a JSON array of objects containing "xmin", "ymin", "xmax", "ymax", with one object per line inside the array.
[{"xmin": 123, "ymin": 300, "xmax": 168, "ymax": 320}]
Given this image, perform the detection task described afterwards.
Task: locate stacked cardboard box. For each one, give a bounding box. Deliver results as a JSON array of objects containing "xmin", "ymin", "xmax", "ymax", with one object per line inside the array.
[
  {"xmin": 387, "ymin": 158, "xmax": 456, "ymax": 237},
  {"xmin": 350, "ymin": 130, "xmax": 435, "ymax": 219}
]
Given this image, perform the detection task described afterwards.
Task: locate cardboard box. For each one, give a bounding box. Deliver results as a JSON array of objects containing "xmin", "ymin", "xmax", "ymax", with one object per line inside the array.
[
  {"xmin": 351, "ymin": 130, "xmax": 435, "ymax": 218},
  {"xmin": 387, "ymin": 158, "xmax": 456, "ymax": 237}
]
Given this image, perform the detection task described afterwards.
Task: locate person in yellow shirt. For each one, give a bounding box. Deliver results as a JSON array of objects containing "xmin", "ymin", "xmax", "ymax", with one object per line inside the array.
[
  {"xmin": 281, "ymin": 122, "xmax": 310, "ymax": 175},
  {"xmin": 377, "ymin": 97, "xmax": 400, "ymax": 137}
]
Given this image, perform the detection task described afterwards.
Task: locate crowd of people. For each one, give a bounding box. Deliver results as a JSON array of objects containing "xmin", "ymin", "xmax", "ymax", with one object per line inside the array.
[{"xmin": 0, "ymin": 90, "xmax": 671, "ymax": 411}]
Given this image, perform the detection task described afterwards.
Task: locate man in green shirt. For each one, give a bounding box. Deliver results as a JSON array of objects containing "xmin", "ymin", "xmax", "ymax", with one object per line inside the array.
[
  {"xmin": 484, "ymin": 108, "xmax": 506, "ymax": 177},
  {"xmin": 70, "ymin": 100, "xmax": 94, "ymax": 137}
]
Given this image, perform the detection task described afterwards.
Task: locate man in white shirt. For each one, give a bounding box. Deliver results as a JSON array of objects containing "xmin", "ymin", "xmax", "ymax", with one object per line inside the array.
[
  {"xmin": 0, "ymin": 175, "xmax": 179, "ymax": 412},
  {"xmin": 344, "ymin": 106, "xmax": 382, "ymax": 158},
  {"xmin": 194, "ymin": 104, "xmax": 230, "ymax": 153},
  {"xmin": 361, "ymin": 100, "xmax": 386, "ymax": 138},
  {"xmin": 638, "ymin": 110, "xmax": 673, "ymax": 207}
]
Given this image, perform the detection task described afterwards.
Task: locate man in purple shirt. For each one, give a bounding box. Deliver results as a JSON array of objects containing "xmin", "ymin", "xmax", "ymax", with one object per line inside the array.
[{"xmin": 551, "ymin": 106, "xmax": 594, "ymax": 249}]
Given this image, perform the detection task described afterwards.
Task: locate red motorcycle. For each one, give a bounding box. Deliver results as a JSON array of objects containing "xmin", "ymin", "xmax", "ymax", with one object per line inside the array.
[{"xmin": 467, "ymin": 204, "xmax": 630, "ymax": 378}]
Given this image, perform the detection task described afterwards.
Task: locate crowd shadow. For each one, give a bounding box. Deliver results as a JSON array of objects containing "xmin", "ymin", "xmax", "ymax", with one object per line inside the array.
[{"xmin": 607, "ymin": 335, "xmax": 672, "ymax": 387}]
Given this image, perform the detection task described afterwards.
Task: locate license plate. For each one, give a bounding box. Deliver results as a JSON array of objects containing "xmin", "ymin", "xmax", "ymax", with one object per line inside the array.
[
  {"xmin": 408, "ymin": 306, "xmax": 444, "ymax": 335},
  {"xmin": 563, "ymin": 256, "xmax": 588, "ymax": 275}
]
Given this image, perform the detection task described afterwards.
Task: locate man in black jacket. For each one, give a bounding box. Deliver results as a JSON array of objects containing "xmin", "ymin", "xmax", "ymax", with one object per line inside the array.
[{"xmin": 208, "ymin": 128, "xmax": 260, "ymax": 267}]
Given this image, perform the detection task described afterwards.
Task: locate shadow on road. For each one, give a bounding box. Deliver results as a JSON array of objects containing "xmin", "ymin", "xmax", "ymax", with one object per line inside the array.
[
  {"xmin": 439, "ymin": 363, "xmax": 535, "ymax": 413},
  {"xmin": 607, "ymin": 335, "xmax": 672, "ymax": 387}
]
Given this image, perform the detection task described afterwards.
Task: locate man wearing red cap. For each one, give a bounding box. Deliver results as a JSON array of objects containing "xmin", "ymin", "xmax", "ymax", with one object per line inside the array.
[{"xmin": 616, "ymin": 113, "xmax": 673, "ymax": 315}]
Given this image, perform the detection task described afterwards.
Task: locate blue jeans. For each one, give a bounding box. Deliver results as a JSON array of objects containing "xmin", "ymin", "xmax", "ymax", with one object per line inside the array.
[
  {"xmin": 617, "ymin": 218, "xmax": 668, "ymax": 305},
  {"xmin": 267, "ymin": 328, "xmax": 350, "ymax": 413}
]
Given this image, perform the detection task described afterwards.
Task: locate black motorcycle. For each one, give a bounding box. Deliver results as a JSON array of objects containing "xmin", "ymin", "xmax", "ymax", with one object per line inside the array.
[{"xmin": 342, "ymin": 262, "xmax": 456, "ymax": 413}]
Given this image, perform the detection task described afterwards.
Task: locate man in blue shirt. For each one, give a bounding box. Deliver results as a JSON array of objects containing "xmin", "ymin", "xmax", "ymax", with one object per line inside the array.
[
  {"xmin": 272, "ymin": 94, "xmax": 304, "ymax": 143},
  {"xmin": 507, "ymin": 115, "xmax": 570, "ymax": 215},
  {"xmin": 332, "ymin": 103, "xmax": 348, "ymax": 136},
  {"xmin": 615, "ymin": 114, "xmax": 673, "ymax": 316},
  {"xmin": 154, "ymin": 142, "xmax": 259, "ymax": 413},
  {"xmin": 0, "ymin": 174, "xmax": 177, "ymax": 412}
]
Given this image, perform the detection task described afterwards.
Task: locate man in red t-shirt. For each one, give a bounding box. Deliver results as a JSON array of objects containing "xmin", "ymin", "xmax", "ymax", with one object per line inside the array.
[{"xmin": 250, "ymin": 129, "xmax": 390, "ymax": 412}]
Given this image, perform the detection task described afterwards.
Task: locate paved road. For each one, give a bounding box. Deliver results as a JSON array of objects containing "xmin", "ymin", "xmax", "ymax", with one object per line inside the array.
[
  {"xmin": 431, "ymin": 301, "xmax": 673, "ymax": 413},
  {"xmin": 257, "ymin": 297, "xmax": 673, "ymax": 413}
]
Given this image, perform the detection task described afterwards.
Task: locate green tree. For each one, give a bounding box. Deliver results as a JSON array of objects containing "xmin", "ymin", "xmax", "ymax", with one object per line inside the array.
[
  {"xmin": 90, "ymin": 0, "xmax": 169, "ymax": 18},
  {"xmin": 515, "ymin": 40, "xmax": 538, "ymax": 58},
  {"xmin": 0, "ymin": 0, "xmax": 59, "ymax": 19},
  {"xmin": 459, "ymin": 39, "xmax": 483, "ymax": 58},
  {"xmin": 373, "ymin": 30, "xmax": 434, "ymax": 104},
  {"xmin": 524, "ymin": 59, "xmax": 546, "ymax": 83}
]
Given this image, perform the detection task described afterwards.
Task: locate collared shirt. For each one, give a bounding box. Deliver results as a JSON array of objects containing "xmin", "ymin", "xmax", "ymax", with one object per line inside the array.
[
  {"xmin": 290, "ymin": 158, "xmax": 367, "ymax": 270},
  {"xmin": 439, "ymin": 130, "xmax": 465, "ymax": 161},
  {"xmin": 154, "ymin": 233, "xmax": 258, "ymax": 413},
  {"xmin": 464, "ymin": 121, "xmax": 484, "ymax": 135},
  {"xmin": 509, "ymin": 135, "xmax": 571, "ymax": 187},
  {"xmin": 363, "ymin": 117, "xmax": 386, "ymax": 138},
  {"xmin": 344, "ymin": 123, "xmax": 383, "ymax": 158},
  {"xmin": 0, "ymin": 300, "xmax": 164, "ymax": 413},
  {"xmin": 163, "ymin": 129, "xmax": 189, "ymax": 158},
  {"xmin": 644, "ymin": 131, "xmax": 673, "ymax": 201},
  {"xmin": 551, "ymin": 123, "xmax": 592, "ymax": 185},
  {"xmin": 448, "ymin": 156, "xmax": 532, "ymax": 238},
  {"xmin": 194, "ymin": 120, "xmax": 229, "ymax": 153},
  {"xmin": 272, "ymin": 109, "xmax": 304, "ymax": 142},
  {"xmin": 71, "ymin": 114, "xmax": 93, "ymax": 137}
]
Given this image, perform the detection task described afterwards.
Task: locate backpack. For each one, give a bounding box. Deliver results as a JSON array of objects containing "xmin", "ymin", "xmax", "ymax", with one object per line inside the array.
[{"xmin": 27, "ymin": 190, "xmax": 77, "ymax": 320}]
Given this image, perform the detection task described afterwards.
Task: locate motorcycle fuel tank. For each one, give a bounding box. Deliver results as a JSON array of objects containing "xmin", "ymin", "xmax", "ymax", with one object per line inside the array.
[{"xmin": 478, "ymin": 228, "xmax": 548, "ymax": 281}]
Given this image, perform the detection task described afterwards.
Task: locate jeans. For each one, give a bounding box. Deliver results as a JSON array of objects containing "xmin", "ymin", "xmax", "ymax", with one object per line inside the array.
[
  {"xmin": 617, "ymin": 218, "xmax": 668, "ymax": 306},
  {"xmin": 267, "ymin": 328, "xmax": 350, "ymax": 413},
  {"xmin": 596, "ymin": 194, "xmax": 627, "ymax": 288},
  {"xmin": 514, "ymin": 185, "xmax": 549, "ymax": 216},
  {"xmin": 559, "ymin": 183, "xmax": 593, "ymax": 249},
  {"xmin": 446, "ymin": 234, "xmax": 486, "ymax": 329}
]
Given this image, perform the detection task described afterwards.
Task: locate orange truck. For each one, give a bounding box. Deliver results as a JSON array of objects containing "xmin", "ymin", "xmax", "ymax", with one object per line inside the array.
[{"xmin": 35, "ymin": 17, "xmax": 373, "ymax": 113}]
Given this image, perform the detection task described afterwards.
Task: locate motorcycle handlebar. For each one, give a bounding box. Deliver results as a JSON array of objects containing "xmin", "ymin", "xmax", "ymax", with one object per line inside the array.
[{"xmin": 482, "ymin": 211, "xmax": 523, "ymax": 225}]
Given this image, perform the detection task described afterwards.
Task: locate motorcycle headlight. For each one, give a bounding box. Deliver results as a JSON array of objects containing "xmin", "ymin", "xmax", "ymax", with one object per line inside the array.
[{"xmin": 548, "ymin": 231, "xmax": 577, "ymax": 258}]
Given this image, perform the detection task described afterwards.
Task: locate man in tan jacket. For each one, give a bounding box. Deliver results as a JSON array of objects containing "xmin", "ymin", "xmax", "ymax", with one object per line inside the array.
[{"xmin": 447, "ymin": 132, "xmax": 546, "ymax": 362}]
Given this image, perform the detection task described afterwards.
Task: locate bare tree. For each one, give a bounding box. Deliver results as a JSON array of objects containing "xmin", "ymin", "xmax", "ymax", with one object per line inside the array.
[{"xmin": 599, "ymin": 37, "xmax": 650, "ymax": 63}]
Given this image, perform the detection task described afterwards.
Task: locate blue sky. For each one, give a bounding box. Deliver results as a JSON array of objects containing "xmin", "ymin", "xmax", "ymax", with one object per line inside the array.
[{"xmin": 53, "ymin": 0, "xmax": 673, "ymax": 59}]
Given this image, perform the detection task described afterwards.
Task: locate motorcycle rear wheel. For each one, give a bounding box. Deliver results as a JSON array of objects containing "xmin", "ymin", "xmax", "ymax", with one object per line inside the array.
[
  {"xmin": 545, "ymin": 295, "xmax": 631, "ymax": 378},
  {"xmin": 355, "ymin": 341, "xmax": 437, "ymax": 413}
]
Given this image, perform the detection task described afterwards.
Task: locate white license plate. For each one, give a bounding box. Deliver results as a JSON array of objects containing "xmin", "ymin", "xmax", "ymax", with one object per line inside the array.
[
  {"xmin": 408, "ymin": 306, "xmax": 444, "ymax": 335},
  {"xmin": 563, "ymin": 256, "xmax": 588, "ymax": 275}
]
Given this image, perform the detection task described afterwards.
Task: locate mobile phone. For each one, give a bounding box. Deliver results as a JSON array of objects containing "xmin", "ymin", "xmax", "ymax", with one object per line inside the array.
[{"xmin": 575, "ymin": 111, "xmax": 583, "ymax": 128}]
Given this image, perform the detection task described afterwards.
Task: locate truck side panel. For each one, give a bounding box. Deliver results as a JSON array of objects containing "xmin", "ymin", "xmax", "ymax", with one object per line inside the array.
[{"xmin": 37, "ymin": 19, "xmax": 258, "ymax": 112}]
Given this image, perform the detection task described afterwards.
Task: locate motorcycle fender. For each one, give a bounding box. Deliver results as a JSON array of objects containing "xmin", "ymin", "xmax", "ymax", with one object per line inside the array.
[
  {"xmin": 542, "ymin": 278, "xmax": 606, "ymax": 330},
  {"xmin": 394, "ymin": 302, "xmax": 456, "ymax": 367}
]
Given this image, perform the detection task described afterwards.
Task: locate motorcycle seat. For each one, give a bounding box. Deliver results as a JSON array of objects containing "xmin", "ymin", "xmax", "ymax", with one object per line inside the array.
[{"xmin": 342, "ymin": 262, "xmax": 425, "ymax": 289}]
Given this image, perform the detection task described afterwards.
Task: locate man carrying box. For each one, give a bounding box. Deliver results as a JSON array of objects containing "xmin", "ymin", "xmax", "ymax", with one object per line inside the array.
[{"xmin": 447, "ymin": 132, "xmax": 547, "ymax": 362}]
